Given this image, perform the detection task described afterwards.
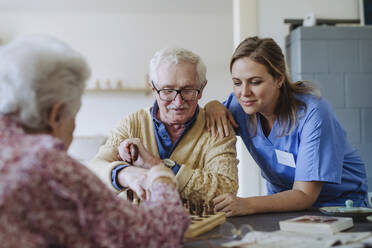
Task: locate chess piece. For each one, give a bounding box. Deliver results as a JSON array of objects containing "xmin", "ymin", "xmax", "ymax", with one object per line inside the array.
[
  {"xmin": 183, "ymin": 199, "xmax": 189, "ymax": 210},
  {"xmin": 196, "ymin": 202, "xmax": 203, "ymax": 217},
  {"xmin": 127, "ymin": 189, "xmax": 134, "ymax": 201},
  {"xmin": 129, "ymin": 143, "xmax": 138, "ymax": 164},
  {"xmin": 208, "ymin": 201, "xmax": 215, "ymax": 215},
  {"xmin": 186, "ymin": 199, "xmax": 191, "ymax": 214},
  {"xmin": 190, "ymin": 201, "xmax": 196, "ymax": 215},
  {"xmin": 202, "ymin": 203, "xmax": 208, "ymax": 216},
  {"xmin": 184, "ymin": 199, "xmax": 227, "ymax": 239}
]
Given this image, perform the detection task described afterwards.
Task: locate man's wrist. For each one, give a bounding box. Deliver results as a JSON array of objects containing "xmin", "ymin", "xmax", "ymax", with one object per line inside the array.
[
  {"xmin": 147, "ymin": 157, "xmax": 163, "ymax": 168},
  {"xmin": 162, "ymin": 159, "xmax": 181, "ymax": 175},
  {"xmin": 117, "ymin": 166, "xmax": 133, "ymax": 188},
  {"xmin": 112, "ymin": 164, "xmax": 131, "ymax": 190}
]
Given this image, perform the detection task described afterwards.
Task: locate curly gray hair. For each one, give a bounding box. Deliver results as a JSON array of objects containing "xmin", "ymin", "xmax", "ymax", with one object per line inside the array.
[{"xmin": 0, "ymin": 34, "xmax": 90, "ymax": 131}]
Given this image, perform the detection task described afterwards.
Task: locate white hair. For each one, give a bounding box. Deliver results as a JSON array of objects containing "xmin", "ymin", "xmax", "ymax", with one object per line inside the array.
[
  {"xmin": 149, "ymin": 47, "xmax": 207, "ymax": 87},
  {"xmin": 0, "ymin": 34, "xmax": 90, "ymax": 131}
]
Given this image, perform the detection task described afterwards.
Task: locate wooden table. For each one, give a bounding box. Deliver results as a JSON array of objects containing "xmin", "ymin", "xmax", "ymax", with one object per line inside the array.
[{"xmin": 184, "ymin": 209, "xmax": 372, "ymax": 248}]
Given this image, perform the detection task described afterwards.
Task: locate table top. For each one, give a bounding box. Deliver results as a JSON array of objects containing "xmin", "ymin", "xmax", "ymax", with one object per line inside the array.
[{"xmin": 184, "ymin": 209, "xmax": 372, "ymax": 248}]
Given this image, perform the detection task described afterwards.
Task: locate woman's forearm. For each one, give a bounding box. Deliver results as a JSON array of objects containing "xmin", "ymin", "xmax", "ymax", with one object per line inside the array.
[{"xmin": 244, "ymin": 189, "xmax": 318, "ymax": 214}]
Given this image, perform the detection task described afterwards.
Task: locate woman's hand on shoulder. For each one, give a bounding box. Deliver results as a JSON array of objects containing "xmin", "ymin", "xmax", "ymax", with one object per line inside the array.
[{"xmin": 204, "ymin": 100, "xmax": 239, "ymax": 138}]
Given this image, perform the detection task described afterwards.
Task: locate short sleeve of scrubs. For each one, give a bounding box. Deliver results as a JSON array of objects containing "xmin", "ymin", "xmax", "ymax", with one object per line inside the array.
[
  {"xmin": 295, "ymin": 98, "xmax": 345, "ymax": 184},
  {"xmin": 223, "ymin": 93, "xmax": 245, "ymax": 136}
]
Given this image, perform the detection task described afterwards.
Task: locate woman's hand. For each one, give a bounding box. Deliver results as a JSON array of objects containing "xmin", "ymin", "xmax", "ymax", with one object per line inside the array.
[
  {"xmin": 147, "ymin": 165, "xmax": 177, "ymax": 190},
  {"xmin": 213, "ymin": 193, "xmax": 249, "ymax": 217},
  {"xmin": 212, "ymin": 182, "xmax": 323, "ymax": 216},
  {"xmin": 118, "ymin": 166, "xmax": 148, "ymax": 200},
  {"xmin": 205, "ymin": 100, "xmax": 238, "ymax": 138},
  {"xmin": 117, "ymin": 138, "xmax": 162, "ymax": 169}
]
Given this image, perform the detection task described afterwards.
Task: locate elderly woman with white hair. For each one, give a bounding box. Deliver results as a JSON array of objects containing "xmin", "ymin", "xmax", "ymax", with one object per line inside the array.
[{"xmin": 0, "ymin": 35, "xmax": 189, "ymax": 248}]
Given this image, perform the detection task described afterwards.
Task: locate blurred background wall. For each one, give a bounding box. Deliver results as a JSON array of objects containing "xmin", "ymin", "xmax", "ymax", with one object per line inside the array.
[{"xmin": 0, "ymin": 0, "xmax": 366, "ymax": 197}]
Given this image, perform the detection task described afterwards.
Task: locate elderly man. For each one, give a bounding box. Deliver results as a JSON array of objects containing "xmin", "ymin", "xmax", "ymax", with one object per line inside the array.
[{"xmin": 88, "ymin": 48, "xmax": 238, "ymax": 202}]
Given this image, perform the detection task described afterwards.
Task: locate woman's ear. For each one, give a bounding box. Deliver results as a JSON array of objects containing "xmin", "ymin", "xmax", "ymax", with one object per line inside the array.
[
  {"xmin": 276, "ymin": 76, "xmax": 284, "ymax": 88},
  {"xmin": 48, "ymin": 102, "xmax": 64, "ymax": 133}
]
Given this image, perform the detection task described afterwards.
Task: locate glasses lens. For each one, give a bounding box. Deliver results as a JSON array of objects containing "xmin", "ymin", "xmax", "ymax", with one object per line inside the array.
[
  {"xmin": 158, "ymin": 89, "xmax": 199, "ymax": 101},
  {"xmin": 219, "ymin": 222, "xmax": 237, "ymax": 240},
  {"xmin": 159, "ymin": 90, "xmax": 176, "ymax": 101},
  {"xmin": 181, "ymin": 89, "xmax": 198, "ymax": 100},
  {"xmin": 239, "ymin": 224, "xmax": 254, "ymax": 239}
]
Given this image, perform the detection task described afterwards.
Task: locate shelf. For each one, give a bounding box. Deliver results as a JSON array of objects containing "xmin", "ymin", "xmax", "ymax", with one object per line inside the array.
[
  {"xmin": 86, "ymin": 77, "xmax": 152, "ymax": 95},
  {"xmin": 85, "ymin": 87, "xmax": 152, "ymax": 95}
]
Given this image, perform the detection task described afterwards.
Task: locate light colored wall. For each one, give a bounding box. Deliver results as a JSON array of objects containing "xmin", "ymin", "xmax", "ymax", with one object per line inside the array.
[
  {"xmin": 258, "ymin": 0, "xmax": 360, "ymax": 50},
  {"xmin": 233, "ymin": 0, "xmax": 265, "ymax": 197},
  {"xmin": 0, "ymin": 0, "xmax": 363, "ymax": 194},
  {"xmin": 233, "ymin": 0, "xmax": 258, "ymax": 48},
  {"xmin": 0, "ymin": 1, "xmax": 233, "ymax": 136}
]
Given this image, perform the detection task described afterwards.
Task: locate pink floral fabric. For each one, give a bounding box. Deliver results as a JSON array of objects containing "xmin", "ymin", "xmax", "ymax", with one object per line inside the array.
[{"xmin": 0, "ymin": 116, "xmax": 190, "ymax": 248}]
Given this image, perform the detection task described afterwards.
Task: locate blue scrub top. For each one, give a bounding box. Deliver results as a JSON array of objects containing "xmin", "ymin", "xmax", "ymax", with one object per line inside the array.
[{"xmin": 224, "ymin": 93, "xmax": 368, "ymax": 207}]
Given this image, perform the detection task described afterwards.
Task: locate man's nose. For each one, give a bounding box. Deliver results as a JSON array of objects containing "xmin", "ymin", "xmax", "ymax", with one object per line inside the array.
[{"xmin": 173, "ymin": 93, "xmax": 184, "ymax": 106}]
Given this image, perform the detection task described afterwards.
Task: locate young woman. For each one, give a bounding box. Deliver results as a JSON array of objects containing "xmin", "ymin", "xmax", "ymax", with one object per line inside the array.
[{"xmin": 205, "ymin": 36, "xmax": 368, "ymax": 217}]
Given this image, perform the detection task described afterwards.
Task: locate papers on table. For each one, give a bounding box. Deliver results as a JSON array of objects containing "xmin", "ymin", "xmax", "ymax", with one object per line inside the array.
[{"xmin": 221, "ymin": 230, "xmax": 372, "ymax": 248}]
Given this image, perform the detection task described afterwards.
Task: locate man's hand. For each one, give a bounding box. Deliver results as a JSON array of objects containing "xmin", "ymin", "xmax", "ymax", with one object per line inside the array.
[
  {"xmin": 117, "ymin": 138, "xmax": 162, "ymax": 169},
  {"xmin": 213, "ymin": 193, "xmax": 249, "ymax": 217},
  {"xmin": 118, "ymin": 166, "xmax": 148, "ymax": 200}
]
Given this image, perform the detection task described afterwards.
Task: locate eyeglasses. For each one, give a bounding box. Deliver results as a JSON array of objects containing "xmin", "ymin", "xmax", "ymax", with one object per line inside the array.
[
  {"xmin": 187, "ymin": 222, "xmax": 257, "ymax": 246},
  {"xmin": 219, "ymin": 222, "xmax": 255, "ymax": 241},
  {"xmin": 151, "ymin": 81, "xmax": 201, "ymax": 101}
]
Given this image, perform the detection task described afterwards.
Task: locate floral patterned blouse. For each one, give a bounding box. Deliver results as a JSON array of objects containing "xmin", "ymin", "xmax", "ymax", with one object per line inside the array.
[{"xmin": 0, "ymin": 116, "xmax": 189, "ymax": 248}]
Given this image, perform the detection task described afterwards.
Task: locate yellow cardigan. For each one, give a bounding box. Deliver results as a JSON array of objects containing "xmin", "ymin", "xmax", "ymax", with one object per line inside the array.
[{"xmin": 88, "ymin": 107, "xmax": 238, "ymax": 201}]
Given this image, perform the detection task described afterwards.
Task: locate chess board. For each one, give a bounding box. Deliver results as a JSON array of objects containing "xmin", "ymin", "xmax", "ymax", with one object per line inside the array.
[
  {"xmin": 185, "ymin": 211, "xmax": 226, "ymax": 239},
  {"xmin": 183, "ymin": 198, "xmax": 227, "ymax": 239},
  {"xmin": 122, "ymin": 189, "xmax": 227, "ymax": 239}
]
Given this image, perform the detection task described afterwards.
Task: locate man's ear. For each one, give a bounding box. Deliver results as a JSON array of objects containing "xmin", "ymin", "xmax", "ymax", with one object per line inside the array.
[
  {"xmin": 147, "ymin": 81, "xmax": 155, "ymax": 93},
  {"xmin": 48, "ymin": 102, "xmax": 64, "ymax": 132},
  {"xmin": 150, "ymin": 81, "xmax": 158, "ymax": 97},
  {"xmin": 198, "ymin": 81, "xmax": 207, "ymax": 99}
]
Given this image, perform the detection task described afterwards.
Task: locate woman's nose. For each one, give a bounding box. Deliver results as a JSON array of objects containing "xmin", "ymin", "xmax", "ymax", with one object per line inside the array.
[{"xmin": 242, "ymin": 83, "xmax": 252, "ymax": 96}]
